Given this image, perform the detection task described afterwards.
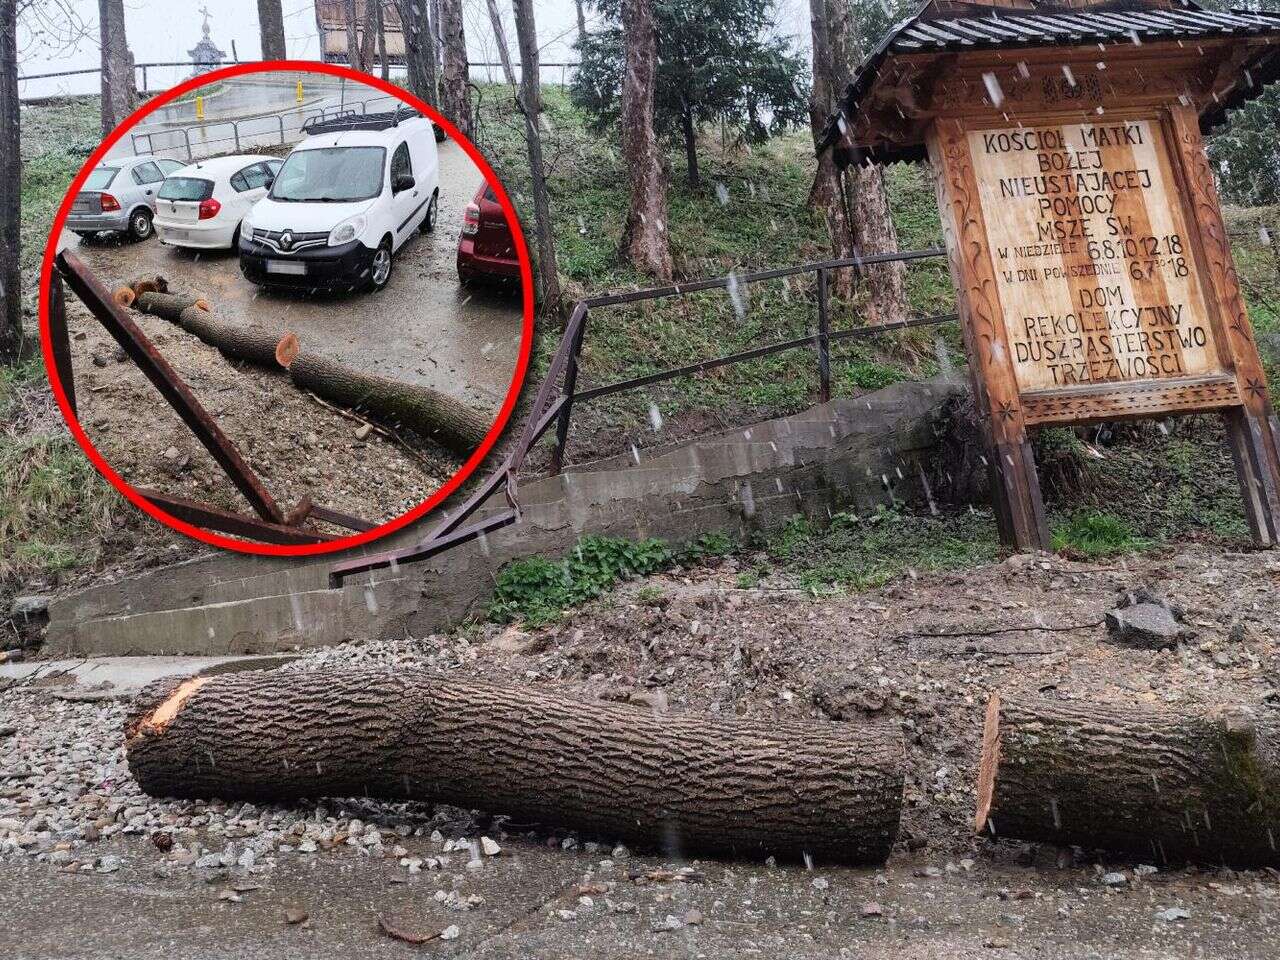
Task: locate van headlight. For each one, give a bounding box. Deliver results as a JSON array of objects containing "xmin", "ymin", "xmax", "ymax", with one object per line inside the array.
[{"xmin": 329, "ymin": 215, "xmax": 367, "ymax": 247}]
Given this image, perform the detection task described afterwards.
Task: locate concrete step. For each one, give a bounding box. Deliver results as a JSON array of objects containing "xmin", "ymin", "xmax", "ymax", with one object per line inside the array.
[{"xmin": 1, "ymin": 654, "xmax": 299, "ymax": 701}]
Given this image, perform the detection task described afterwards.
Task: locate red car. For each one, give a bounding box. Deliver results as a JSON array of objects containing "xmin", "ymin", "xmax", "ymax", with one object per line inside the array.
[{"xmin": 457, "ymin": 182, "xmax": 520, "ymax": 286}]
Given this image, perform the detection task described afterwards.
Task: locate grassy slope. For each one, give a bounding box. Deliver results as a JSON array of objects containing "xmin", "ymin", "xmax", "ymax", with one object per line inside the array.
[
  {"xmin": 2, "ymin": 98, "xmax": 130, "ymax": 600},
  {"xmin": 475, "ymin": 85, "xmax": 957, "ymax": 463}
]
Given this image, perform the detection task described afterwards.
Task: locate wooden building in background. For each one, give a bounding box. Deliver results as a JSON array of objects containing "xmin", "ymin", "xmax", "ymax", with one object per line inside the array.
[{"xmin": 314, "ymin": 0, "xmax": 406, "ymax": 66}]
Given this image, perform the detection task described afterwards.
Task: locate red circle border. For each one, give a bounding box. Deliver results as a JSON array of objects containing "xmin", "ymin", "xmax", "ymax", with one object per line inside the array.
[{"xmin": 38, "ymin": 60, "xmax": 535, "ymax": 558}]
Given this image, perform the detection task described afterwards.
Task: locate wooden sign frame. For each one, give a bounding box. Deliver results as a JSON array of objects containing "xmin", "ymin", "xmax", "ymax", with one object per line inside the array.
[{"xmin": 917, "ymin": 49, "xmax": 1280, "ymax": 551}]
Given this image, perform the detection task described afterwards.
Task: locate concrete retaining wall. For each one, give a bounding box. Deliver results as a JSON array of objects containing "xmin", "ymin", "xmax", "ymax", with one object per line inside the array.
[{"xmin": 46, "ymin": 378, "xmax": 965, "ymax": 657}]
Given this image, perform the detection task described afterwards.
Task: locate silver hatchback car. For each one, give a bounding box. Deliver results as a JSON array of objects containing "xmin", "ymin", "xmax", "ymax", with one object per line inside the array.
[{"xmin": 67, "ymin": 155, "xmax": 186, "ymax": 241}]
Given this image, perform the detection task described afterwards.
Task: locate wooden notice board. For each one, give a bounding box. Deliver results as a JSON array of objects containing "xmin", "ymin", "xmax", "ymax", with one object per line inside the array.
[
  {"xmin": 825, "ymin": 5, "xmax": 1280, "ymax": 553},
  {"xmin": 926, "ymin": 99, "xmax": 1280, "ymax": 551},
  {"xmin": 963, "ymin": 113, "xmax": 1239, "ymax": 425}
]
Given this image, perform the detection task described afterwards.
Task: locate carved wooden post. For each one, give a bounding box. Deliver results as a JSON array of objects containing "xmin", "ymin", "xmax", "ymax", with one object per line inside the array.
[{"xmin": 927, "ymin": 118, "xmax": 1049, "ymax": 550}]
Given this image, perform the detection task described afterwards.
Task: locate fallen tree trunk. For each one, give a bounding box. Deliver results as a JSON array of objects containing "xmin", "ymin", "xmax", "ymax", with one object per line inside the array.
[
  {"xmin": 977, "ymin": 694, "xmax": 1280, "ymax": 866},
  {"xmin": 126, "ymin": 669, "xmax": 905, "ymax": 864},
  {"xmin": 284, "ymin": 349, "xmax": 490, "ymax": 452},
  {"xmin": 135, "ymin": 291, "xmax": 281, "ymax": 367},
  {"xmin": 132, "ymin": 293, "xmax": 489, "ymax": 452}
]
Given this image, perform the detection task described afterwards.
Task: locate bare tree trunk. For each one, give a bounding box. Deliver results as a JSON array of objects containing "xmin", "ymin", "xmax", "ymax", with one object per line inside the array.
[
  {"xmin": 437, "ymin": 0, "xmax": 472, "ymax": 138},
  {"xmin": 574, "ymin": 0, "xmax": 587, "ymax": 45},
  {"xmin": 978, "ymin": 695, "xmax": 1280, "ymax": 867},
  {"xmin": 0, "ymin": 0, "xmax": 21, "ymax": 363},
  {"xmin": 395, "ymin": 0, "xmax": 438, "ymax": 106},
  {"xmin": 375, "ymin": 0, "xmax": 388, "ymax": 80},
  {"xmin": 257, "ymin": 0, "xmax": 287, "ymax": 60},
  {"xmin": 485, "ymin": 0, "xmax": 517, "ymax": 87},
  {"xmin": 512, "ymin": 0, "xmax": 562, "ymax": 313},
  {"xmin": 618, "ymin": 0, "xmax": 672, "ymax": 279},
  {"xmin": 126, "ymin": 669, "xmax": 905, "ymax": 864},
  {"xmin": 808, "ymin": 0, "xmax": 906, "ymax": 323},
  {"xmin": 359, "ymin": 0, "xmax": 378, "ymax": 74},
  {"xmin": 343, "ymin": 0, "xmax": 363, "ymax": 70},
  {"xmin": 681, "ymin": 98, "xmax": 699, "ymax": 187},
  {"xmin": 98, "ymin": 0, "xmax": 136, "ymax": 136}
]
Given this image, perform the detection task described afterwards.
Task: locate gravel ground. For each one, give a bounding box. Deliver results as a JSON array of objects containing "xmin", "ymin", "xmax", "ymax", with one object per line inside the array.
[{"xmin": 4, "ymin": 543, "xmax": 1280, "ymax": 957}]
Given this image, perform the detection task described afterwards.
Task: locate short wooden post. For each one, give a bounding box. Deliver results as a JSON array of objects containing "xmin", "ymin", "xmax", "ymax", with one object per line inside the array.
[
  {"xmin": 816, "ymin": 267, "xmax": 831, "ymax": 403},
  {"xmin": 926, "ymin": 119, "xmax": 1050, "ymax": 552}
]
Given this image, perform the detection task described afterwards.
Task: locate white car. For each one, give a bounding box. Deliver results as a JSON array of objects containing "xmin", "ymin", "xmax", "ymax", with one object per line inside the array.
[
  {"xmin": 154, "ymin": 155, "xmax": 284, "ymax": 250},
  {"xmin": 238, "ymin": 108, "xmax": 439, "ymax": 293}
]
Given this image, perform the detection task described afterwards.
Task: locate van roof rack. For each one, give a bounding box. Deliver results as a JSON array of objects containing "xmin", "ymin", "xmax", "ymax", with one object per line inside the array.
[{"xmin": 301, "ymin": 106, "xmax": 421, "ymax": 135}]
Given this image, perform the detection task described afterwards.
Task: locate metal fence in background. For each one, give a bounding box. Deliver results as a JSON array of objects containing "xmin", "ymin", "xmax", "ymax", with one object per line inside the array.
[
  {"xmin": 327, "ymin": 246, "xmax": 955, "ymax": 585},
  {"xmin": 16, "ymin": 59, "xmax": 579, "ymax": 103}
]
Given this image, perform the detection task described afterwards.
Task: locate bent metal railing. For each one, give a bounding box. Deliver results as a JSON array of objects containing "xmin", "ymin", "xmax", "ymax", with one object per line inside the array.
[{"xmin": 328, "ymin": 246, "xmax": 954, "ymax": 586}]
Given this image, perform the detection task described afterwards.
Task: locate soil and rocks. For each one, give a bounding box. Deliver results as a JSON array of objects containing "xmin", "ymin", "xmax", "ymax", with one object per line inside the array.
[
  {"xmin": 4, "ymin": 543, "xmax": 1280, "ymax": 957},
  {"xmin": 63, "ymin": 286, "xmax": 459, "ymax": 533}
]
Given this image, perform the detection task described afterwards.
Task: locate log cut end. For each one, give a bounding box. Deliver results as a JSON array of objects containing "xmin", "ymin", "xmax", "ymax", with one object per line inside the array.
[
  {"xmin": 275, "ymin": 333, "xmax": 300, "ymax": 369},
  {"xmin": 113, "ymin": 287, "xmax": 136, "ymax": 307},
  {"xmin": 125, "ymin": 675, "xmax": 209, "ymax": 744},
  {"xmin": 975, "ymin": 692, "xmax": 1001, "ymax": 835}
]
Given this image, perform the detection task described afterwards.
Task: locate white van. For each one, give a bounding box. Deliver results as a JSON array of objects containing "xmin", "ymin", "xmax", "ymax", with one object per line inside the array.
[{"xmin": 238, "ymin": 108, "xmax": 439, "ymax": 293}]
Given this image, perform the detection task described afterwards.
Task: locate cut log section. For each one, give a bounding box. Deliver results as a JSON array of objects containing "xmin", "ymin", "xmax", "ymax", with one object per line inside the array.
[
  {"xmin": 977, "ymin": 694, "xmax": 1280, "ymax": 866},
  {"xmin": 283, "ymin": 348, "xmax": 490, "ymax": 453},
  {"xmin": 129, "ymin": 291, "xmax": 491, "ymax": 453},
  {"xmin": 125, "ymin": 669, "xmax": 905, "ymax": 864}
]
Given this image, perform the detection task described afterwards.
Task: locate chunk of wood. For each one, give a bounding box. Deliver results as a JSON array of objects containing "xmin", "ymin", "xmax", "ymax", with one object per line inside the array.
[
  {"xmin": 125, "ymin": 669, "xmax": 905, "ymax": 864},
  {"xmin": 976, "ymin": 694, "xmax": 1280, "ymax": 866}
]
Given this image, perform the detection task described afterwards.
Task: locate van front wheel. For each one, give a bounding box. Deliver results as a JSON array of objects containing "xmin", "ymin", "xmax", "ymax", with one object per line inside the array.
[{"xmin": 366, "ymin": 239, "xmax": 393, "ymax": 292}]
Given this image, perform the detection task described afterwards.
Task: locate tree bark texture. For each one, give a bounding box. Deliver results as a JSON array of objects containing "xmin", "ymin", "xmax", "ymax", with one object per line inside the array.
[
  {"xmin": 359, "ymin": 0, "xmax": 378, "ymax": 75},
  {"xmin": 396, "ymin": 0, "xmax": 438, "ymax": 106},
  {"xmin": 977, "ymin": 694, "xmax": 1280, "ymax": 867},
  {"xmin": 133, "ymin": 293, "xmax": 489, "ymax": 452},
  {"xmin": 98, "ymin": 0, "xmax": 136, "ymax": 136},
  {"xmin": 485, "ymin": 0, "xmax": 517, "ymax": 87},
  {"xmin": 807, "ymin": 0, "xmax": 905, "ymax": 322},
  {"xmin": 257, "ymin": 0, "xmax": 287, "ymax": 60},
  {"xmin": 512, "ymin": 0, "xmax": 562, "ymax": 311},
  {"xmin": 681, "ymin": 100, "xmax": 700, "ymax": 187},
  {"xmin": 285, "ymin": 350, "xmax": 489, "ymax": 452},
  {"xmin": 438, "ymin": 0, "xmax": 472, "ymax": 139},
  {"xmin": 574, "ymin": 0, "xmax": 587, "ymax": 46},
  {"xmin": 375, "ymin": 0, "xmax": 388, "ymax": 80},
  {"xmin": 618, "ymin": 0, "xmax": 672, "ymax": 280},
  {"xmin": 125, "ymin": 669, "xmax": 904, "ymax": 864},
  {"xmin": 344, "ymin": 0, "xmax": 364, "ymax": 70},
  {"xmin": 0, "ymin": 0, "xmax": 22, "ymax": 363}
]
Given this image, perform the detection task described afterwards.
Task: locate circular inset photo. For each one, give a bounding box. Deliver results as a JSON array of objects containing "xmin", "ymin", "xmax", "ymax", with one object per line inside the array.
[{"xmin": 39, "ymin": 62, "xmax": 533, "ymax": 555}]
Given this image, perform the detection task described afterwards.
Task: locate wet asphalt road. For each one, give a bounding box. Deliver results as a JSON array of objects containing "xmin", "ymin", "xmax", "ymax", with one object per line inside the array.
[{"xmin": 65, "ymin": 138, "xmax": 523, "ymax": 414}]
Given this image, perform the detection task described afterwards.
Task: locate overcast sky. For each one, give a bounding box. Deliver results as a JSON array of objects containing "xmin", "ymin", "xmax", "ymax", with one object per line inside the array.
[{"xmin": 19, "ymin": 0, "xmax": 812, "ymax": 99}]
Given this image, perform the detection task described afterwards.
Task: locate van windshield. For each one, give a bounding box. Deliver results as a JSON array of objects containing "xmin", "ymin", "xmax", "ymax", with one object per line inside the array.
[{"xmin": 269, "ymin": 146, "xmax": 385, "ymax": 202}]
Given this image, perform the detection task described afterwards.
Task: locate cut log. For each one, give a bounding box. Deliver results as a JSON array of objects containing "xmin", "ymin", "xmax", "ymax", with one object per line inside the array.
[
  {"xmin": 135, "ymin": 291, "xmax": 280, "ymax": 368},
  {"xmin": 134, "ymin": 291, "xmax": 209, "ymax": 322},
  {"xmin": 285, "ymin": 349, "xmax": 489, "ymax": 452},
  {"xmin": 977, "ymin": 694, "xmax": 1280, "ymax": 866},
  {"xmin": 125, "ymin": 669, "xmax": 905, "ymax": 864}
]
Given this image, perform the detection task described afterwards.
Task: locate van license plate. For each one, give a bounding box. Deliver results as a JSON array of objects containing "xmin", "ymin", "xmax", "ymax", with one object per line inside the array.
[{"xmin": 266, "ymin": 260, "xmax": 306, "ymax": 276}]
